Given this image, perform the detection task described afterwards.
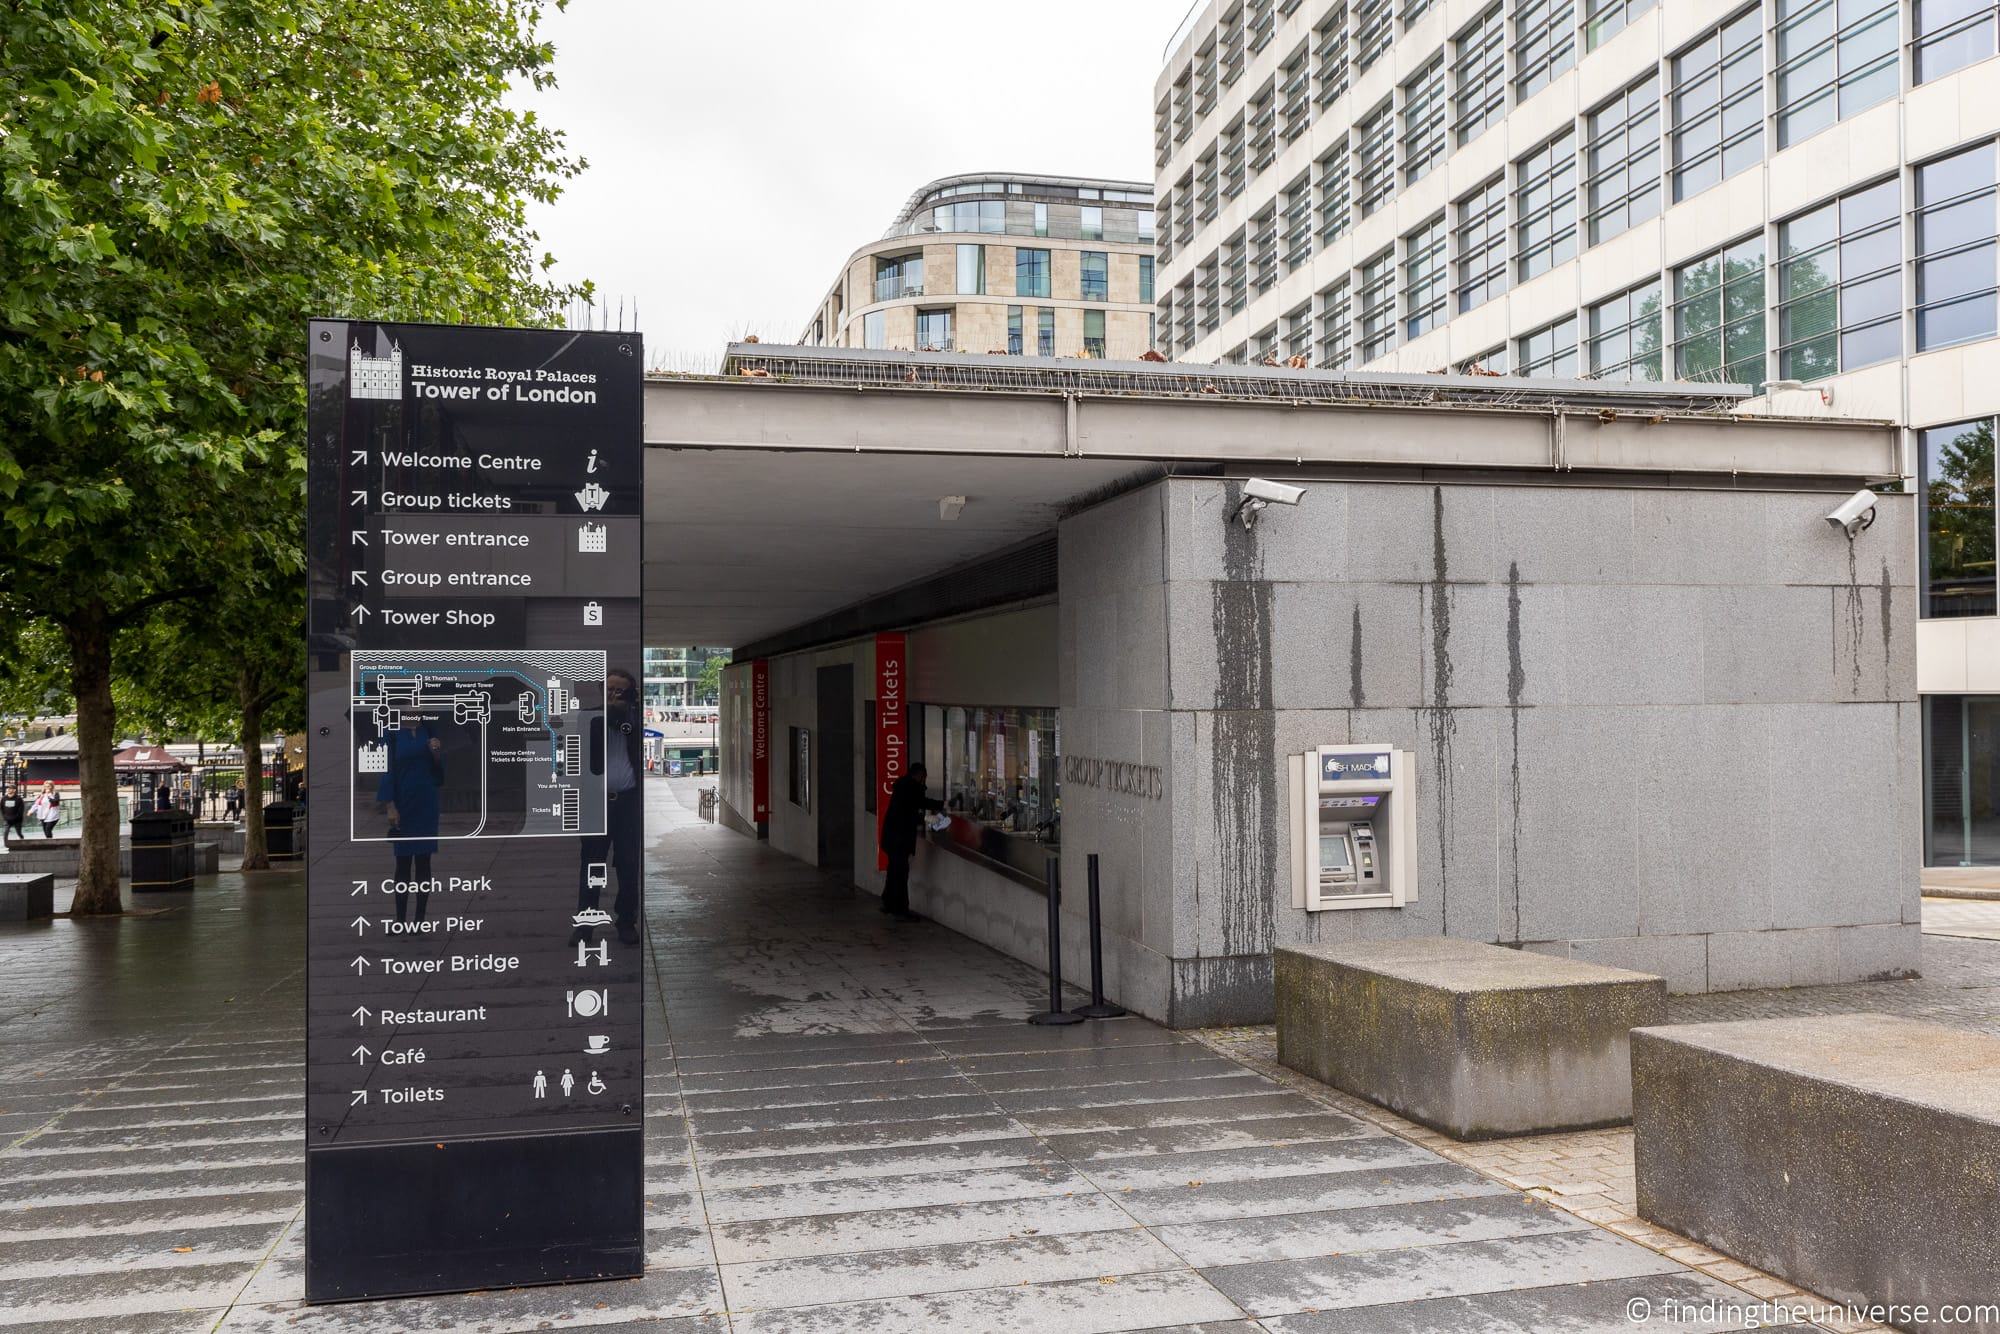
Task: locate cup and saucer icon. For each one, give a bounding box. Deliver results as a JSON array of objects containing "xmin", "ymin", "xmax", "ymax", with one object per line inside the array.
[{"xmin": 585, "ymin": 1035, "xmax": 610, "ymax": 1056}]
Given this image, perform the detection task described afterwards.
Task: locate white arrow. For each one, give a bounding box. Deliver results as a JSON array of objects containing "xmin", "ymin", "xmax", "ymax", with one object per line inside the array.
[
  {"xmin": 351, "ymin": 570, "xmax": 368, "ymax": 586},
  {"xmin": 351, "ymin": 529, "xmax": 368, "ymax": 546},
  {"xmin": 350, "ymin": 915, "xmax": 370, "ymax": 935},
  {"xmin": 350, "ymin": 956, "xmax": 371, "ymax": 975},
  {"xmin": 351, "ymin": 490, "xmax": 368, "ymax": 506},
  {"xmin": 353, "ymin": 606, "xmax": 371, "ymax": 622},
  {"xmin": 352, "ymin": 1045, "xmax": 372, "ymax": 1064},
  {"xmin": 350, "ymin": 1089, "xmax": 368, "ymax": 1106},
  {"xmin": 351, "ymin": 880, "xmax": 368, "ymax": 897},
  {"xmin": 350, "ymin": 450, "xmax": 368, "ymax": 465},
  {"xmin": 351, "ymin": 1005, "xmax": 372, "ymax": 1024}
]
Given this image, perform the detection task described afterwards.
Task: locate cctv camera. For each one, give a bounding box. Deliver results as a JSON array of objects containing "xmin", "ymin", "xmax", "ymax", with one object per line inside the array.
[
  {"xmin": 1823, "ymin": 488, "xmax": 1877, "ymax": 537},
  {"xmin": 1243, "ymin": 478, "xmax": 1307, "ymax": 505},
  {"xmin": 1232, "ymin": 478, "xmax": 1308, "ymax": 529}
]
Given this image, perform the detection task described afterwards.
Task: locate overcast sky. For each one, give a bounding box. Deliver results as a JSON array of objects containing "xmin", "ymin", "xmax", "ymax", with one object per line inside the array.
[{"xmin": 521, "ymin": 0, "xmax": 1181, "ymax": 371}]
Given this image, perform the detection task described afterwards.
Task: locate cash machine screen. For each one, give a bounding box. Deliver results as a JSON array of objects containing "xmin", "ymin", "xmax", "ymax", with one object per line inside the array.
[{"xmin": 1318, "ymin": 834, "xmax": 1351, "ymax": 871}]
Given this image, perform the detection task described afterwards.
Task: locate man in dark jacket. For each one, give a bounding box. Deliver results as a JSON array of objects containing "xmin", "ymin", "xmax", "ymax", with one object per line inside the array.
[{"xmin": 879, "ymin": 762, "xmax": 944, "ymax": 921}]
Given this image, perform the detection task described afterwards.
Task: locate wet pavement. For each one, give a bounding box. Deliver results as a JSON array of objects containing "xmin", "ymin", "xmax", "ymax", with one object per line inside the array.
[{"xmin": 0, "ymin": 777, "xmax": 1864, "ymax": 1332}]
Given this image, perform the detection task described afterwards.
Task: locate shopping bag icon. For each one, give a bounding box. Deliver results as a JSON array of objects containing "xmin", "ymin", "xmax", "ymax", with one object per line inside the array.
[{"xmin": 583, "ymin": 601, "xmax": 603, "ymax": 626}]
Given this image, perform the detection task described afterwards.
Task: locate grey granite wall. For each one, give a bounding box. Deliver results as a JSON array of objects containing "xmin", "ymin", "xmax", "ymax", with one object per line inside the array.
[{"xmin": 1058, "ymin": 476, "xmax": 1921, "ymax": 1026}]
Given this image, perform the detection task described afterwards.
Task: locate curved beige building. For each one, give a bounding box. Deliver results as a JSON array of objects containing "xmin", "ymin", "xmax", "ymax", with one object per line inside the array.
[{"xmin": 800, "ymin": 172, "xmax": 1157, "ymax": 360}]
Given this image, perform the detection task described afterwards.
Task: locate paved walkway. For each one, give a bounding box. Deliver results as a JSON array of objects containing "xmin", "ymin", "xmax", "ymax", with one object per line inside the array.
[{"xmin": 8, "ymin": 779, "xmax": 1994, "ymax": 1330}]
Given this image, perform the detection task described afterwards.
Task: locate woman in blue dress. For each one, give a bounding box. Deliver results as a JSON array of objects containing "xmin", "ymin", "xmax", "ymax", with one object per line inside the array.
[{"xmin": 376, "ymin": 718, "xmax": 443, "ymax": 922}]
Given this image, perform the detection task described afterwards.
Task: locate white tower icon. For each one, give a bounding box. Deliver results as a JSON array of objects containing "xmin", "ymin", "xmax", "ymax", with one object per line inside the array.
[{"xmin": 349, "ymin": 340, "xmax": 403, "ymax": 400}]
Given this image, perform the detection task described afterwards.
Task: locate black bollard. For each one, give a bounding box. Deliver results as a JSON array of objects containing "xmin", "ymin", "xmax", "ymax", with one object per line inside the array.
[
  {"xmin": 1028, "ymin": 853, "xmax": 1083, "ymax": 1026},
  {"xmin": 1075, "ymin": 853, "xmax": 1126, "ymax": 1019}
]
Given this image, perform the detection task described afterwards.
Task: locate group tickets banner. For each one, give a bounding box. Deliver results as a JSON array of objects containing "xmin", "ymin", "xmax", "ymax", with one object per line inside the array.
[
  {"xmin": 876, "ymin": 633, "xmax": 907, "ymax": 870},
  {"xmin": 303, "ymin": 320, "xmax": 644, "ymax": 1302}
]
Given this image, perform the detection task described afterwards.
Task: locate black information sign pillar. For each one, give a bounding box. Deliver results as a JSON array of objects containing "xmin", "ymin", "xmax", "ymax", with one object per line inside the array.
[{"xmin": 304, "ymin": 321, "xmax": 644, "ymax": 1302}]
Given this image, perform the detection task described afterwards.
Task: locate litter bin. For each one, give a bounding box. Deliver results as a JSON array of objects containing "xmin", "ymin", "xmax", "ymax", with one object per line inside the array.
[
  {"xmin": 130, "ymin": 810, "xmax": 196, "ymax": 892},
  {"xmin": 698, "ymin": 787, "xmax": 717, "ymax": 823},
  {"xmin": 265, "ymin": 802, "xmax": 305, "ymax": 861}
]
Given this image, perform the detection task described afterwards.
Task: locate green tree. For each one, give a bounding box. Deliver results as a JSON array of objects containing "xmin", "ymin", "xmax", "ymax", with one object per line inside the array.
[
  {"xmin": 695, "ymin": 651, "xmax": 732, "ymax": 705},
  {"xmin": 0, "ymin": 0, "xmax": 584, "ymax": 912}
]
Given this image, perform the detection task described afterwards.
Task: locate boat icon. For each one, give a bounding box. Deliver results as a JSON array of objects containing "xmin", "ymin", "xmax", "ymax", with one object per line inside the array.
[{"xmin": 571, "ymin": 907, "xmax": 613, "ymax": 928}]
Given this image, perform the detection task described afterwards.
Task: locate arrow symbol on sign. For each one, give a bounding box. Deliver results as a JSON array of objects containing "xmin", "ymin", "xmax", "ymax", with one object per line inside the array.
[
  {"xmin": 350, "ymin": 450, "xmax": 368, "ymax": 465},
  {"xmin": 353, "ymin": 606, "xmax": 370, "ymax": 622},
  {"xmin": 351, "ymin": 880, "xmax": 368, "ymax": 896},
  {"xmin": 351, "ymin": 529, "xmax": 368, "ymax": 546},
  {"xmin": 351, "ymin": 490, "xmax": 368, "ymax": 506},
  {"xmin": 350, "ymin": 1089, "xmax": 368, "ymax": 1106},
  {"xmin": 350, "ymin": 915, "xmax": 370, "ymax": 935},
  {"xmin": 350, "ymin": 956, "xmax": 371, "ymax": 975},
  {"xmin": 352, "ymin": 1045, "xmax": 372, "ymax": 1064},
  {"xmin": 351, "ymin": 1005, "xmax": 372, "ymax": 1024},
  {"xmin": 350, "ymin": 570, "xmax": 368, "ymax": 586}
]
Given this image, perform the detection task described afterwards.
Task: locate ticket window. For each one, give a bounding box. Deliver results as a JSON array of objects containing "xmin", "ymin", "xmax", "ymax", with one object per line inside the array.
[{"xmin": 1290, "ymin": 745, "xmax": 1417, "ymax": 912}]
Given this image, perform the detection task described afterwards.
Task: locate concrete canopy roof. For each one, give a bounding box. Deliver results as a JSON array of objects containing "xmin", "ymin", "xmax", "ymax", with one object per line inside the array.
[{"xmin": 641, "ymin": 345, "xmax": 1901, "ymax": 652}]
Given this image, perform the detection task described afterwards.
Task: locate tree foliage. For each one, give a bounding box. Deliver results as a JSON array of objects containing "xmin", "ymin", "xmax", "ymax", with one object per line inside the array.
[{"xmin": 0, "ymin": 0, "xmax": 588, "ymax": 911}]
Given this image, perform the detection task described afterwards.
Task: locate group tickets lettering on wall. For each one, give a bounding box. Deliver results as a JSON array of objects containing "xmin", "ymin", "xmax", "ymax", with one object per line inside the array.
[{"xmin": 304, "ymin": 321, "xmax": 643, "ymax": 1302}]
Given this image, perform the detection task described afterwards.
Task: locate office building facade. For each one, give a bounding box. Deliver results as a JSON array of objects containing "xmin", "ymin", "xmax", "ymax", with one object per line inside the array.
[
  {"xmin": 1155, "ymin": 0, "xmax": 2000, "ymax": 865},
  {"xmin": 800, "ymin": 173, "xmax": 1158, "ymax": 361}
]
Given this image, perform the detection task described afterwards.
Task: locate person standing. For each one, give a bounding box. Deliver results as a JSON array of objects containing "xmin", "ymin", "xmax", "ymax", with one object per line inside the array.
[
  {"xmin": 878, "ymin": 762, "xmax": 944, "ymax": 921},
  {"xmin": 376, "ymin": 719, "xmax": 443, "ymax": 922},
  {"xmin": 0, "ymin": 786, "xmax": 24, "ymax": 848},
  {"xmin": 30, "ymin": 783, "xmax": 61, "ymax": 838},
  {"xmin": 578, "ymin": 668, "xmax": 644, "ymax": 946}
]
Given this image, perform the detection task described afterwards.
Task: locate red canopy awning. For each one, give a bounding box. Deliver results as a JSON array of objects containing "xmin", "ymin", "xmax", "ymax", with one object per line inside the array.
[{"xmin": 113, "ymin": 745, "xmax": 186, "ymax": 772}]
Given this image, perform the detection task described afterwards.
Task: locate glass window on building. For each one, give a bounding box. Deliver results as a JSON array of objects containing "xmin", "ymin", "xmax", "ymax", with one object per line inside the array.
[
  {"xmin": 1016, "ymin": 247, "xmax": 1052, "ymax": 299},
  {"xmin": 1355, "ymin": 0, "xmax": 1393, "ymax": 70},
  {"xmin": 1586, "ymin": 281, "xmax": 1663, "ymax": 379},
  {"xmin": 1316, "ymin": 3, "xmax": 1351, "ymax": 106},
  {"xmin": 1516, "ymin": 314, "xmax": 1579, "ymax": 376},
  {"xmin": 1915, "ymin": 141, "xmax": 1998, "ymax": 352},
  {"xmin": 1585, "ymin": 73, "xmax": 1661, "ymax": 246},
  {"xmin": 1034, "ymin": 203, "xmax": 1049, "ymax": 237},
  {"xmin": 1584, "ymin": 0, "xmax": 1653, "ymax": 50},
  {"xmin": 1453, "ymin": 5, "xmax": 1506, "ymax": 147},
  {"xmin": 1007, "ymin": 306, "xmax": 1024, "ymax": 355},
  {"xmin": 1455, "ymin": 175, "xmax": 1507, "ymax": 312},
  {"xmin": 1514, "ymin": 0, "xmax": 1577, "ymax": 100},
  {"xmin": 1774, "ymin": 0, "xmax": 1899, "ymax": 149},
  {"xmin": 1775, "ymin": 178, "xmax": 1901, "ymax": 381},
  {"xmin": 1317, "ymin": 144, "xmax": 1352, "ymax": 244},
  {"xmin": 1401, "ymin": 55, "xmax": 1447, "ymax": 183},
  {"xmin": 1355, "ymin": 101, "xmax": 1395, "ymax": 217},
  {"xmin": 1081, "ymin": 205, "xmax": 1104, "ymax": 241},
  {"xmin": 925, "ymin": 704, "xmax": 1063, "ymax": 862},
  {"xmin": 956, "ymin": 243, "xmax": 985, "ymax": 296},
  {"xmin": 1140, "ymin": 255, "xmax": 1156, "ymax": 303},
  {"xmin": 1317, "ymin": 277, "xmax": 1353, "ymax": 367},
  {"xmin": 1514, "ymin": 130, "xmax": 1578, "ymax": 280},
  {"xmin": 1925, "ymin": 695, "xmax": 2000, "ymax": 865},
  {"xmin": 1083, "ymin": 309, "xmax": 1106, "ymax": 358},
  {"xmin": 1284, "ymin": 302, "xmax": 1313, "ymax": 360},
  {"xmin": 1357, "ymin": 249, "xmax": 1396, "ymax": 361},
  {"xmin": 1672, "ymin": 235, "xmax": 1766, "ymax": 388},
  {"xmin": 1252, "ymin": 206, "xmax": 1280, "ymax": 294},
  {"xmin": 1283, "ymin": 174, "xmax": 1314, "ymax": 271},
  {"xmin": 1671, "ymin": 8, "xmax": 1762, "ymax": 202},
  {"xmin": 1919, "ymin": 417, "xmax": 1998, "ymax": 619},
  {"xmin": 1080, "ymin": 250, "xmax": 1109, "ymax": 302},
  {"xmin": 862, "ymin": 310, "xmax": 886, "ymax": 349},
  {"xmin": 1459, "ymin": 345, "xmax": 1508, "ymax": 373},
  {"xmin": 1282, "ymin": 40, "xmax": 1313, "ymax": 143},
  {"xmin": 915, "ymin": 308, "xmax": 953, "ymax": 351},
  {"xmin": 1037, "ymin": 308, "xmax": 1055, "ymax": 356},
  {"xmin": 1916, "ymin": 0, "xmax": 1999, "ymax": 82},
  {"xmin": 874, "ymin": 252, "xmax": 923, "ymax": 302},
  {"xmin": 1402, "ymin": 215, "xmax": 1448, "ymax": 338}
]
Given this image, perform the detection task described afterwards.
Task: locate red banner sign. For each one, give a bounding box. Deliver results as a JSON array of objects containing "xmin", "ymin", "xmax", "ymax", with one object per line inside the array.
[
  {"xmin": 875, "ymin": 633, "xmax": 907, "ymax": 870},
  {"xmin": 751, "ymin": 658, "xmax": 769, "ymax": 824}
]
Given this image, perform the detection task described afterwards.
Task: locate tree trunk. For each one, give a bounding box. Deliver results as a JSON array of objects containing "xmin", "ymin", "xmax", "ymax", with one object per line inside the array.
[
  {"xmin": 239, "ymin": 678, "xmax": 268, "ymax": 871},
  {"xmin": 65, "ymin": 606, "xmax": 123, "ymax": 916}
]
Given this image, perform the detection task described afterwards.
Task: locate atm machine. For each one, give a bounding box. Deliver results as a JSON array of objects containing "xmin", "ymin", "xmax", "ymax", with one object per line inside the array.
[{"xmin": 1289, "ymin": 743, "xmax": 1417, "ymax": 911}]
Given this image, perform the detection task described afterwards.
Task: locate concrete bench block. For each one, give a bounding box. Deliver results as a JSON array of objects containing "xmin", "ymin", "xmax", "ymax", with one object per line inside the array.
[
  {"xmin": 1634, "ymin": 1015, "xmax": 2000, "ymax": 1334},
  {"xmin": 1275, "ymin": 938, "xmax": 1666, "ymax": 1140},
  {"xmin": 0, "ymin": 873, "xmax": 55, "ymax": 920}
]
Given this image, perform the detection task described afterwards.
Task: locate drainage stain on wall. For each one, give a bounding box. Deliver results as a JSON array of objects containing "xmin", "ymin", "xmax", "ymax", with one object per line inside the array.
[
  {"xmin": 1878, "ymin": 558, "xmax": 1893, "ymax": 690},
  {"xmin": 1210, "ymin": 482, "xmax": 1276, "ymax": 956},
  {"xmin": 1506, "ymin": 559, "xmax": 1526, "ymax": 943},
  {"xmin": 1420, "ymin": 485, "xmax": 1457, "ymax": 931},
  {"xmin": 1841, "ymin": 535, "xmax": 1867, "ymax": 696}
]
